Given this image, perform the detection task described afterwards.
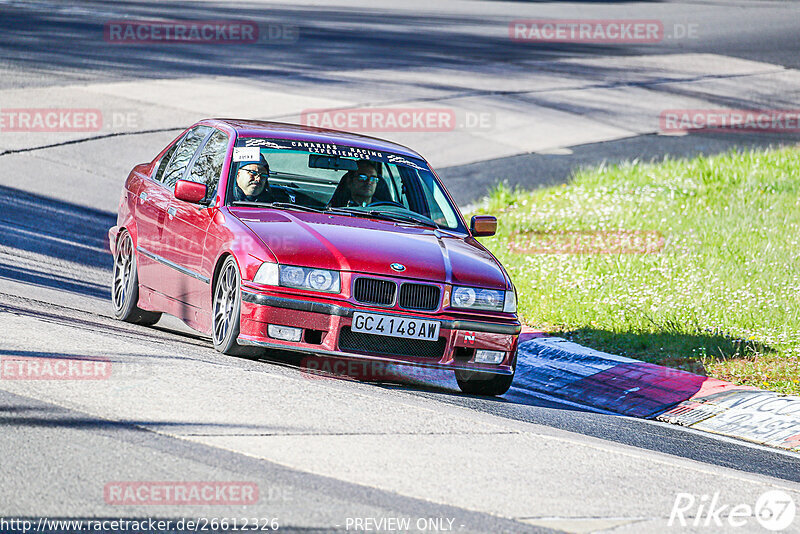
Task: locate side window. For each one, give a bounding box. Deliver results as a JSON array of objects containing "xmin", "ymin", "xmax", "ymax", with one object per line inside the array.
[
  {"xmin": 152, "ymin": 140, "xmax": 182, "ymax": 183},
  {"xmin": 417, "ymin": 171, "xmax": 459, "ymax": 228},
  {"xmin": 162, "ymin": 126, "xmax": 211, "ymax": 190},
  {"xmin": 186, "ymin": 129, "xmax": 229, "ymax": 200},
  {"xmin": 420, "ymin": 178, "xmax": 456, "ymax": 227},
  {"xmin": 385, "ymin": 164, "xmax": 409, "ymax": 209}
]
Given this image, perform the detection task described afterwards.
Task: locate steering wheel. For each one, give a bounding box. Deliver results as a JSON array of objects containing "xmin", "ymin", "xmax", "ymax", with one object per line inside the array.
[{"xmin": 366, "ymin": 200, "xmax": 405, "ymax": 208}]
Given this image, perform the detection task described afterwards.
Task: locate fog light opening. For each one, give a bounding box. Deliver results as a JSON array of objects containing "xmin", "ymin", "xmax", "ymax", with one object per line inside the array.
[
  {"xmin": 474, "ymin": 349, "xmax": 504, "ymax": 364},
  {"xmin": 267, "ymin": 324, "xmax": 303, "ymax": 342},
  {"xmin": 454, "ymin": 347, "xmax": 475, "ymax": 361},
  {"xmin": 304, "ymin": 329, "xmax": 325, "ymax": 345}
]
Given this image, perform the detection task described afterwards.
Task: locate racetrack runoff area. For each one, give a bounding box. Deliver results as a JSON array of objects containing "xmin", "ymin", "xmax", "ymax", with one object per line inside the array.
[{"xmin": 2, "ymin": 295, "xmax": 800, "ymax": 533}]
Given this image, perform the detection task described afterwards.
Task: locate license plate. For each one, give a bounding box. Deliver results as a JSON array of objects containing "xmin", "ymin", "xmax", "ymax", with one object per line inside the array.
[{"xmin": 351, "ymin": 312, "xmax": 440, "ymax": 341}]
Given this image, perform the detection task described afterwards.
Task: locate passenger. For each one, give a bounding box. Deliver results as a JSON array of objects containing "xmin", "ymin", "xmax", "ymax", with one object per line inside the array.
[{"xmin": 328, "ymin": 160, "xmax": 380, "ymax": 208}]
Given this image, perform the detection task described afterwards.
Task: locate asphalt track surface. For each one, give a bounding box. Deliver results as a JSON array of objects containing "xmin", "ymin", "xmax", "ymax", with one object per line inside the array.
[{"xmin": 2, "ymin": 1, "xmax": 800, "ymax": 532}]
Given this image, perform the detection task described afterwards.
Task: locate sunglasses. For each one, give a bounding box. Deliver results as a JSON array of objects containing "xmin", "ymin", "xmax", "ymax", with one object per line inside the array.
[
  {"xmin": 241, "ymin": 168, "xmax": 269, "ymax": 180},
  {"xmin": 355, "ymin": 174, "xmax": 379, "ymax": 183}
]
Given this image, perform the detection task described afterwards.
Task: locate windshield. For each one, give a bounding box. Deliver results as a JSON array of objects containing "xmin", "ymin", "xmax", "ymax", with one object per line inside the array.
[{"xmin": 226, "ymin": 138, "xmax": 466, "ymax": 232}]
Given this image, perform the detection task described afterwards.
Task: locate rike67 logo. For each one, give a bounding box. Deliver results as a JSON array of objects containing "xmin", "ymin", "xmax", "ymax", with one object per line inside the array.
[{"xmin": 669, "ymin": 490, "xmax": 796, "ymax": 531}]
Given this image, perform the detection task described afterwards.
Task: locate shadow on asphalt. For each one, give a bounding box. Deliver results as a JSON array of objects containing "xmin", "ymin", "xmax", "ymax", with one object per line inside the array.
[
  {"xmin": 0, "ymin": 183, "xmax": 113, "ymax": 298},
  {"xmin": 0, "ymin": 414, "xmax": 302, "ymax": 433},
  {"xmin": 0, "ymin": 349, "xmax": 113, "ymax": 362},
  {"xmin": 0, "ymin": 1, "xmax": 644, "ymax": 81},
  {"xmin": 252, "ymin": 346, "xmax": 598, "ymax": 413},
  {"xmin": 0, "ymin": 262, "xmax": 108, "ymax": 299},
  {"xmin": 0, "ymin": 183, "xmax": 114, "ymax": 268}
]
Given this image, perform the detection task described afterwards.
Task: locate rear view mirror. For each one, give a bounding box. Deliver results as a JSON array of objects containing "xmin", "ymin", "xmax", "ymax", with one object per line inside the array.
[
  {"xmin": 308, "ymin": 154, "xmax": 358, "ymax": 171},
  {"xmin": 470, "ymin": 215, "xmax": 497, "ymax": 237},
  {"xmin": 174, "ymin": 179, "xmax": 208, "ymax": 204}
]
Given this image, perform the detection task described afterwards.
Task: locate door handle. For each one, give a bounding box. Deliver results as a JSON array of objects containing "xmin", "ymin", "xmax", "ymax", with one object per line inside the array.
[
  {"xmin": 167, "ymin": 207, "xmax": 177, "ymax": 218},
  {"xmin": 139, "ymin": 192, "xmax": 147, "ymax": 202}
]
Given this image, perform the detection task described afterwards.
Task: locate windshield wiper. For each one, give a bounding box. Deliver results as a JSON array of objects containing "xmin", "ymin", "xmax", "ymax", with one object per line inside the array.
[
  {"xmin": 323, "ymin": 206, "xmax": 358, "ymax": 217},
  {"xmin": 368, "ymin": 210, "xmax": 438, "ymax": 228},
  {"xmin": 268, "ymin": 202, "xmax": 327, "ymax": 213},
  {"xmin": 231, "ymin": 201, "xmax": 326, "ymax": 213},
  {"xmin": 330, "ymin": 207, "xmax": 438, "ymax": 228}
]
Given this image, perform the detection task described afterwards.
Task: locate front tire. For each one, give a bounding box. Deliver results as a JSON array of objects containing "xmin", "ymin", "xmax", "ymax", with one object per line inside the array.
[
  {"xmin": 112, "ymin": 230, "xmax": 162, "ymax": 326},
  {"xmin": 455, "ymin": 351, "xmax": 516, "ymax": 396},
  {"xmin": 212, "ymin": 256, "xmax": 259, "ymax": 357}
]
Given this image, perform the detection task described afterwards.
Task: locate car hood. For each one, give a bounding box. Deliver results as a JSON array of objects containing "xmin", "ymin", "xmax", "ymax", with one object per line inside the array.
[{"xmin": 231, "ymin": 209, "xmax": 509, "ymax": 288}]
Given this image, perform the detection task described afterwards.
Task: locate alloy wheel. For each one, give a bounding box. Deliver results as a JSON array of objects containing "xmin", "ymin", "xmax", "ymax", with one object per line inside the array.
[
  {"xmin": 112, "ymin": 233, "xmax": 133, "ymax": 312},
  {"xmin": 213, "ymin": 261, "xmax": 239, "ymax": 345}
]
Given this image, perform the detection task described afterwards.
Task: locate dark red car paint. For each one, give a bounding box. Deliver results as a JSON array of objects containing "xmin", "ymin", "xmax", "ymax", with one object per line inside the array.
[{"xmin": 109, "ymin": 119, "xmax": 520, "ymax": 375}]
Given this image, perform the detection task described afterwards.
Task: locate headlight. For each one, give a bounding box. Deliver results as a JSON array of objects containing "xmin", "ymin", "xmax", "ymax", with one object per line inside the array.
[
  {"xmin": 252, "ymin": 263, "xmax": 340, "ymax": 293},
  {"xmin": 452, "ymin": 287, "xmax": 476, "ymax": 307},
  {"xmin": 279, "ymin": 265, "xmax": 340, "ymax": 293},
  {"xmin": 452, "ymin": 286, "xmax": 506, "ymax": 311}
]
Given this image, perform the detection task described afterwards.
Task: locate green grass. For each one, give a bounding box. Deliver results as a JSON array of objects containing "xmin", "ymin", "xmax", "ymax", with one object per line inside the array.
[{"xmin": 474, "ymin": 147, "xmax": 800, "ymax": 394}]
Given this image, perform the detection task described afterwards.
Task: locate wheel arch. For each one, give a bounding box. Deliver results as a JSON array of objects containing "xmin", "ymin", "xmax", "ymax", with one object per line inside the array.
[
  {"xmin": 211, "ymin": 251, "xmax": 238, "ymax": 295},
  {"xmin": 115, "ymin": 222, "xmax": 139, "ymax": 252}
]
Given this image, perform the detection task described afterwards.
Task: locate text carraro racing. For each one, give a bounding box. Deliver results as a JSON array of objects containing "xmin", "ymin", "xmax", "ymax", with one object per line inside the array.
[{"xmin": 109, "ymin": 119, "xmax": 520, "ymax": 395}]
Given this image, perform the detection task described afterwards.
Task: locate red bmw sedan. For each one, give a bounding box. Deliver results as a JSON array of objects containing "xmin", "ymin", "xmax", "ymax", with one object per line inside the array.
[{"xmin": 109, "ymin": 119, "xmax": 520, "ymax": 395}]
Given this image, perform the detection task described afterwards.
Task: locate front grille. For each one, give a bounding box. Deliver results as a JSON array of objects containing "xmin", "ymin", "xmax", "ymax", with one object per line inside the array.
[
  {"xmin": 399, "ymin": 283, "xmax": 440, "ymax": 311},
  {"xmin": 339, "ymin": 327, "xmax": 446, "ymax": 359},
  {"xmin": 353, "ymin": 277, "xmax": 396, "ymax": 306}
]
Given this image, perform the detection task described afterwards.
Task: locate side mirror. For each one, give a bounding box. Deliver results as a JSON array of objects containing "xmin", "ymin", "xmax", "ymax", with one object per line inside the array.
[
  {"xmin": 174, "ymin": 179, "xmax": 207, "ymax": 204},
  {"xmin": 470, "ymin": 215, "xmax": 497, "ymax": 237}
]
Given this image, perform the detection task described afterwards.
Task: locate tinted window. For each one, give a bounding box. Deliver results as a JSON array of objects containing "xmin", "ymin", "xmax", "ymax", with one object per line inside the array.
[
  {"xmin": 229, "ymin": 139, "xmax": 465, "ymax": 232},
  {"xmin": 187, "ymin": 129, "xmax": 229, "ymax": 201},
  {"xmin": 153, "ymin": 140, "xmax": 181, "ymax": 183},
  {"xmin": 162, "ymin": 126, "xmax": 211, "ymax": 189}
]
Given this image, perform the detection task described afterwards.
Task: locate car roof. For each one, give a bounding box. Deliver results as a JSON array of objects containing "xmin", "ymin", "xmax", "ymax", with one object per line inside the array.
[{"xmin": 202, "ymin": 119, "xmax": 424, "ymax": 160}]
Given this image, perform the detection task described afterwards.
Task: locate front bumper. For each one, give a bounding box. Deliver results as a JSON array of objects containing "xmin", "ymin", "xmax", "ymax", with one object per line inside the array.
[{"xmin": 238, "ymin": 287, "xmax": 520, "ymax": 376}]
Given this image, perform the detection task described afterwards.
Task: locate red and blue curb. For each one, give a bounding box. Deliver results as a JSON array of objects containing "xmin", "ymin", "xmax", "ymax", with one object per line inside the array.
[{"xmin": 516, "ymin": 329, "xmax": 800, "ymax": 453}]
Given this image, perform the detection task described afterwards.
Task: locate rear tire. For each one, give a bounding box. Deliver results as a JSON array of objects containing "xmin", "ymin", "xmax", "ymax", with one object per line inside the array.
[
  {"xmin": 112, "ymin": 230, "xmax": 162, "ymax": 326},
  {"xmin": 212, "ymin": 256, "xmax": 260, "ymax": 357},
  {"xmin": 455, "ymin": 351, "xmax": 516, "ymax": 396}
]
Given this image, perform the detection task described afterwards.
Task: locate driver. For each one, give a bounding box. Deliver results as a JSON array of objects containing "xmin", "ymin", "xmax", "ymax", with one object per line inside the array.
[
  {"xmin": 233, "ymin": 156, "xmax": 277, "ymax": 203},
  {"xmin": 329, "ymin": 160, "xmax": 379, "ymax": 207}
]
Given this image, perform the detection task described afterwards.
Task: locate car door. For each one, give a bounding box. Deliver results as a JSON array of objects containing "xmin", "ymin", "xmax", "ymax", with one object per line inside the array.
[
  {"xmin": 142, "ymin": 125, "xmax": 212, "ymax": 297},
  {"xmin": 161, "ymin": 127, "xmax": 230, "ymax": 316},
  {"xmin": 134, "ymin": 135, "xmax": 184, "ymax": 294}
]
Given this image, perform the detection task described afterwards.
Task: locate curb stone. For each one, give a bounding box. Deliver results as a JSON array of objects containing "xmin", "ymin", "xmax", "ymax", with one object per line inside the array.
[{"xmin": 516, "ymin": 331, "xmax": 800, "ymax": 453}]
